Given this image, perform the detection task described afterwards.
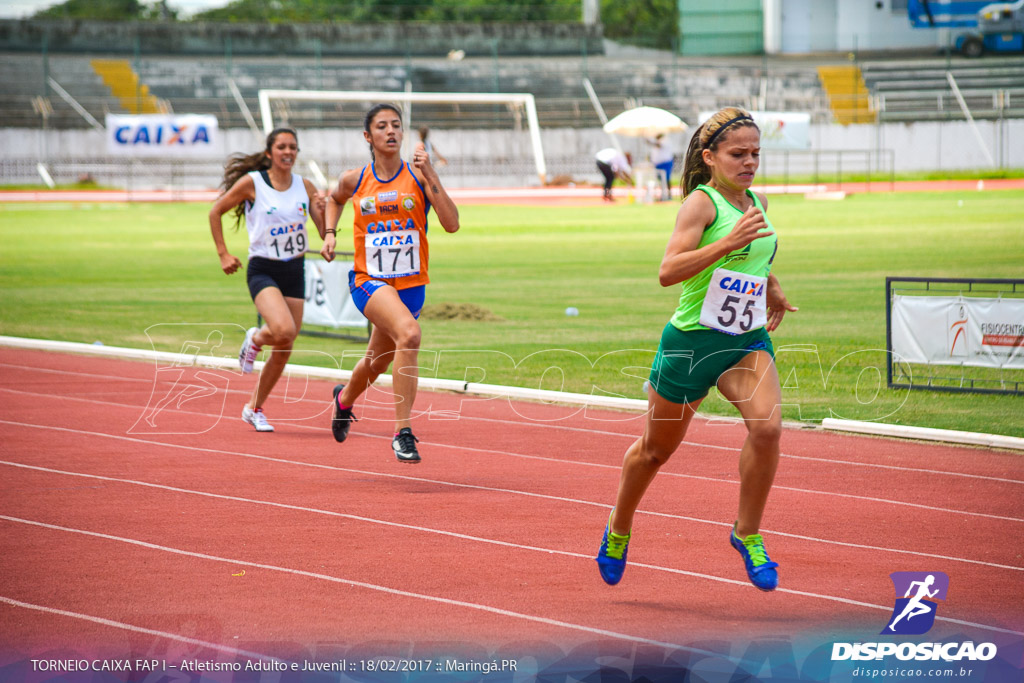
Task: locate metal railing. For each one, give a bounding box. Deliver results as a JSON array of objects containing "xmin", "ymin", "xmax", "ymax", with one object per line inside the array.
[
  {"xmin": 874, "ymin": 88, "xmax": 1021, "ymax": 121},
  {"xmin": 0, "ymin": 148, "xmax": 901, "ymax": 193}
]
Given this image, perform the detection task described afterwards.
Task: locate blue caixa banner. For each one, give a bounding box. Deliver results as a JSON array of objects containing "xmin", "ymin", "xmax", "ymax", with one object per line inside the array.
[{"xmin": 105, "ymin": 113, "xmax": 218, "ymax": 157}]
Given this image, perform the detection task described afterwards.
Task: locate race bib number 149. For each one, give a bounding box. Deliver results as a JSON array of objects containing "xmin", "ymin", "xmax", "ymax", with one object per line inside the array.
[{"xmin": 699, "ymin": 268, "xmax": 767, "ymax": 335}]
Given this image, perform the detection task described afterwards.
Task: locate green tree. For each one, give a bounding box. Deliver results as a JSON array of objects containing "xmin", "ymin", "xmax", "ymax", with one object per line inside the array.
[
  {"xmin": 192, "ymin": 0, "xmax": 578, "ymax": 23},
  {"xmin": 34, "ymin": 0, "xmax": 178, "ymax": 20},
  {"xmin": 600, "ymin": 0, "xmax": 678, "ymax": 50}
]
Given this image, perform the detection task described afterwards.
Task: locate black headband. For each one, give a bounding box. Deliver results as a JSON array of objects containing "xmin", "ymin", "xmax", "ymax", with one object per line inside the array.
[{"xmin": 703, "ymin": 115, "xmax": 754, "ymax": 149}]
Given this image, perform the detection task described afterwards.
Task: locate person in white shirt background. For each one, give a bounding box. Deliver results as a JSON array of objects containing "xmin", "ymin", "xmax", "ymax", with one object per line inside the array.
[
  {"xmin": 646, "ymin": 133, "xmax": 676, "ymax": 201},
  {"xmin": 595, "ymin": 147, "xmax": 633, "ymax": 201}
]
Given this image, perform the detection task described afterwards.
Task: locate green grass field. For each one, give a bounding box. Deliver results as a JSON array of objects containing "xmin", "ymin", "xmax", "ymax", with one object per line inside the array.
[{"xmin": 1, "ymin": 191, "xmax": 1022, "ymax": 437}]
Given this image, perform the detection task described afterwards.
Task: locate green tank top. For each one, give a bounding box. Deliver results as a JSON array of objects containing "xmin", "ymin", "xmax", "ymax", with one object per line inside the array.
[{"xmin": 669, "ymin": 184, "xmax": 778, "ymax": 332}]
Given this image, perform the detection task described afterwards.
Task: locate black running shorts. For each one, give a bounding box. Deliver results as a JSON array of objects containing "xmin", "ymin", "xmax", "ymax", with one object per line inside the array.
[{"xmin": 246, "ymin": 256, "xmax": 305, "ymax": 300}]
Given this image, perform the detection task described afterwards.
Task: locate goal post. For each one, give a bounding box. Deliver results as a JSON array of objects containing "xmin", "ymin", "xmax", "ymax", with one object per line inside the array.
[{"xmin": 257, "ymin": 89, "xmax": 548, "ymax": 184}]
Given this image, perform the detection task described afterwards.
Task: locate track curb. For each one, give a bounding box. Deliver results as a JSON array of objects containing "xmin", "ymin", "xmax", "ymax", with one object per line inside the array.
[{"xmin": 3, "ymin": 334, "xmax": 1021, "ymax": 451}]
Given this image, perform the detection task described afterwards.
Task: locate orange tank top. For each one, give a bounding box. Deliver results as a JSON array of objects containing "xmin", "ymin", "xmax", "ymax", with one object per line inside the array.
[{"xmin": 350, "ymin": 161, "xmax": 430, "ymax": 290}]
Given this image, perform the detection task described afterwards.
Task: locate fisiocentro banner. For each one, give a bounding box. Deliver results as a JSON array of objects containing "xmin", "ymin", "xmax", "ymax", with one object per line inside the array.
[
  {"xmin": 891, "ymin": 295, "xmax": 1024, "ymax": 369},
  {"xmin": 699, "ymin": 111, "xmax": 810, "ymax": 150},
  {"xmin": 105, "ymin": 113, "xmax": 218, "ymax": 157}
]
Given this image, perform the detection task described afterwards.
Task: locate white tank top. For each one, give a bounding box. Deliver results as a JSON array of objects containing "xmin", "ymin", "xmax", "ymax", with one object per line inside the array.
[{"xmin": 244, "ymin": 170, "xmax": 311, "ymax": 261}]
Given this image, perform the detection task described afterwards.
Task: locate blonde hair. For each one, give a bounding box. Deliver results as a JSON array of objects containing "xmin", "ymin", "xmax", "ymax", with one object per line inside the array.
[{"xmin": 681, "ymin": 107, "xmax": 759, "ymax": 197}]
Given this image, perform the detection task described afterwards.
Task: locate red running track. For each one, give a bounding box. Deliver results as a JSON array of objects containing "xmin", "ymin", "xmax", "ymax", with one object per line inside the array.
[{"xmin": 0, "ymin": 348, "xmax": 1022, "ymax": 675}]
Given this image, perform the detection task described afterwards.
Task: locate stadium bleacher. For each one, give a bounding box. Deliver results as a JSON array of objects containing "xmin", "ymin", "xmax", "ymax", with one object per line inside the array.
[
  {"xmin": 3, "ymin": 49, "xmax": 1020, "ymax": 134},
  {"xmin": 2, "ymin": 51, "xmax": 829, "ymax": 130},
  {"xmin": 861, "ymin": 55, "xmax": 1024, "ymax": 121},
  {"xmin": 1, "ymin": 41, "xmax": 1020, "ymax": 190}
]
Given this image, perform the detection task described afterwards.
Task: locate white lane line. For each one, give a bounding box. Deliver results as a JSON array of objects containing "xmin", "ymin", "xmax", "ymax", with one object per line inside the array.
[
  {"xmin": 382, "ymin": 434, "xmax": 1024, "ymax": 522},
  {"xmin": 4, "ymin": 514, "xmax": 1021, "ymax": 640},
  {"xmin": 2, "ymin": 433, "xmax": 1021, "ymax": 573},
  {"xmin": 3, "ymin": 400, "xmax": 1020, "ymax": 524},
  {"xmin": 2, "ymin": 363, "xmax": 1021, "ymax": 486},
  {"xmin": 0, "ymin": 595, "xmax": 280, "ymax": 662},
  {"xmin": 0, "ymin": 515, "xmax": 734, "ymax": 655}
]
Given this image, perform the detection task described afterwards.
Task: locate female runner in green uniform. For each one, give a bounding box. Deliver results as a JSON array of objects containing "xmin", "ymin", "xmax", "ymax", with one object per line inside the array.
[{"xmin": 596, "ymin": 107, "xmax": 797, "ymax": 591}]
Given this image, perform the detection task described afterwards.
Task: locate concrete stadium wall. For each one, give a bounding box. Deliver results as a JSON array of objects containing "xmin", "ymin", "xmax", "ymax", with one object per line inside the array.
[
  {"xmin": 0, "ymin": 19, "xmax": 603, "ymax": 58},
  {"xmin": 2, "ymin": 120, "xmax": 1021, "ymax": 189}
]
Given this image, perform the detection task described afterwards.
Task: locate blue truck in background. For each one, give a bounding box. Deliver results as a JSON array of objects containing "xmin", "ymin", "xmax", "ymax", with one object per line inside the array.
[{"xmin": 908, "ymin": 0, "xmax": 1024, "ymax": 56}]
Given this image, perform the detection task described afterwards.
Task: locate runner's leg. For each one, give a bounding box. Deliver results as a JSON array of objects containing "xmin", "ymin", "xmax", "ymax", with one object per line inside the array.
[
  {"xmin": 716, "ymin": 350, "xmax": 782, "ymax": 537},
  {"xmin": 249, "ymin": 289, "xmax": 301, "ymax": 411},
  {"xmin": 610, "ymin": 386, "xmax": 702, "ymax": 536}
]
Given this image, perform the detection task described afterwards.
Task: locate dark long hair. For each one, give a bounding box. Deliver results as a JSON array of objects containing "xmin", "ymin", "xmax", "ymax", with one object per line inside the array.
[
  {"xmin": 681, "ymin": 107, "xmax": 759, "ymax": 197},
  {"xmin": 363, "ymin": 103, "xmax": 403, "ymax": 160},
  {"xmin": 219, "ymin": 126, "xmax": 298, "ymax": 228}
]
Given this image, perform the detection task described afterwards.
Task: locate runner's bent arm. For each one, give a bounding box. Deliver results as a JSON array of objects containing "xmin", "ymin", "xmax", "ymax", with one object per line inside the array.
[
  {"xmin": 303, "ymin": 177, "xmax": 326, "ymax": 240},
  {"xmin": 659, "ymin": 192, "xmax": 774, "ymax": 287},
  {"xmin": 321, "ymin": 169, "xmax": 360, "ymax": 262},
  {"xmin": 756, "ymin": 191, "xmax": 798, "ymax": 332},
  {"xmin": 765, "ymin": 273, "xmax": 797, "ymax": 332},
  {"xmin": 412, "ymin": 143, "xmax": 459, "ymax": 233},
  {"xmin": 209, "ymin": 174, "xmax": 256, "ymax": 275}
]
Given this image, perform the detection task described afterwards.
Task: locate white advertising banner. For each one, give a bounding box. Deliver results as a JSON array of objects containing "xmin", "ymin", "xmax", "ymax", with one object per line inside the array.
[
  {"xmin": 105, "ymin": 113, "xmax": 218, "ymax": 157},
  {"xmin": 699, "ymin": 110, "xmax": 810, "ymax": 150},
  {"xmin": 891, "ymin": 295, "xmax": 1024, "ymax": 369},
  {"xmin": 303, "ymin": 259, "xmax": 368, "ymax": 330}
]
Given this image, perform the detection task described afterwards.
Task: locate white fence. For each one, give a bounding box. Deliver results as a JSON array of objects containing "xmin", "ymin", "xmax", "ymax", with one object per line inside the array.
[{"xmin": 2, "ymin": 118, "xmax": 1022, "ymax": 189}]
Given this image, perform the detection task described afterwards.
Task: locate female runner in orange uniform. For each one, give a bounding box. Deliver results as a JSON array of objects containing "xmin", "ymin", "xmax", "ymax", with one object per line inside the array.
[{"xmin": 321, "ymin": 104, "xmax": 460, "ymax": 462}]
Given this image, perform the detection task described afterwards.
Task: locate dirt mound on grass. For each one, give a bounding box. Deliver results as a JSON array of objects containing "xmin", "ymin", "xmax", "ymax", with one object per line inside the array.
[{"xmin": 420, "ymin": 302, "xmax": 503, "ymax": 322}]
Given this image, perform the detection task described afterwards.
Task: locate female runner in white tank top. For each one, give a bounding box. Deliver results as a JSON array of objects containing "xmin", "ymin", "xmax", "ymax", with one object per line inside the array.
[{"xmin": 209, "ymin": 127, "xmax": 325, "ymax": 432}]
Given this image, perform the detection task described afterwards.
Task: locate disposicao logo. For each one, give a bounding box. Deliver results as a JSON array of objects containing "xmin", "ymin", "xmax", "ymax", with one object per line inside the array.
[
  {"xmin": 883, "ymin": 571, "xmax": 948, "ymax": 635},
  {"xmin": 831, "ymin": 572, "xmax": 998, "ymax": 663}
]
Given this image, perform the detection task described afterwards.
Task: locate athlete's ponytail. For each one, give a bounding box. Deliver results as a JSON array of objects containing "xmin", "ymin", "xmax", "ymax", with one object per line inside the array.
[
  {"xmin": 681, "ymin": 107, "xmax": 758, "ymax": 197},
  {"xmin": 220, "ymin": 127, "xmax": 298, "ymax": 229}
]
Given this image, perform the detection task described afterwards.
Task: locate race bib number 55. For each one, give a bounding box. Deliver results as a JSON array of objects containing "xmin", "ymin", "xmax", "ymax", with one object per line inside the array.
[
  {"xmin": 699, "ymin": 268, "xmax": 767, "ymax": 335},
  {"xmin": 365, "ymin": 230, "xmax": 420, "ymax": 279}
]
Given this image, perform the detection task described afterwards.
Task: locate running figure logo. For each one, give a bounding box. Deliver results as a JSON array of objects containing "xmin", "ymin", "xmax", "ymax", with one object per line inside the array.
[
  {"xmin": 948, "ymin": 304, "xmax": 968, "ymax": 358},
  {"xmin": 882, "ymin": 571, "xmax": 949, "ymax": 635}
]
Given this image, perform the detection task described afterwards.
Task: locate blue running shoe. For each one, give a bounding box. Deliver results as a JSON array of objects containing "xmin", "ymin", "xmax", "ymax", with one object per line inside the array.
[
  {"xmin": 596, "ymin": 512, "xmax": 631, "ymax": 586},
  {"xmin": 730, "ymin": 527, "xmax": 779, "ymax": 592}
]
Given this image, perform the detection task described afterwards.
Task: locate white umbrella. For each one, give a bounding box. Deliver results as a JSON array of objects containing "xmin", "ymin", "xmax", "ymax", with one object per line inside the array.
[{"xmin": 602, "ymin": 106, "xmax": 688, "ymax": 137}]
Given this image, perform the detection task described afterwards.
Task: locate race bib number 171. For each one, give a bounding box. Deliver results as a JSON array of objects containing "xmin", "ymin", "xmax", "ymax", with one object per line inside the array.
[
  {"xmin": 699, "ymin": 268, "xmax": 767, "ymax": 335},
  {"xmin": 365, "ymin": 230, "xmax": 420, "ymax": 279}
]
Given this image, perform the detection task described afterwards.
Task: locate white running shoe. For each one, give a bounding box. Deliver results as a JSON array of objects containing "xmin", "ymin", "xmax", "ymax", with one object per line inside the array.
[
  {"xmin": 242, "ymin": 406, "xmax": 274, "ymax": 432},
  {"xmin": 239, "ymin": 326, "xmax": 260, "ymax": 373}
]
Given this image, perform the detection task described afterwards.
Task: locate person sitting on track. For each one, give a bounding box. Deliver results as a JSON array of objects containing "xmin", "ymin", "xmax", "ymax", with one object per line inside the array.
[
  {"xmin": 209, "ymin": 127, "xmax": 325, "ymax": 433},
  {"xmin": 596, "ymin": 106, "xmax": 798, "ymax": 591},
  {"xmin": 320, "ymin": 103, "xmax": 460, "ymax": 463}
]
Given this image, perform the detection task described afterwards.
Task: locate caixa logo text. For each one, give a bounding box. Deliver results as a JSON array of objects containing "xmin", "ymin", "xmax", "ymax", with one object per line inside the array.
[
  {"xmin": 113, "ymin": 122, "xmax": 212, "ymax": 146},
  {"xmin": 831, "ymin": 642, "xmax": 996, "ymax": 662},
  {"xmin": 105, "ymin": 114, "xmax": 218, "ymax": 156}
]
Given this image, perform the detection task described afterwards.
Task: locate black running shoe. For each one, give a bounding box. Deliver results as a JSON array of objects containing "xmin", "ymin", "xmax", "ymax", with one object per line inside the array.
[
  {"xmin": 392, "ymin": 427, "xmax": 421, "ymax": 463},
  {"xmin": 331, "ymin": 384, "xmax": 356, "ymax": 443}
]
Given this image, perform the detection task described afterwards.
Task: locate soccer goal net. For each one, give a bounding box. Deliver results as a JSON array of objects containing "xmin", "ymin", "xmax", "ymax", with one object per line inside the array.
[{"xmin": 257, "ymin": 89, "xmax": 548, "ymax": 186}]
